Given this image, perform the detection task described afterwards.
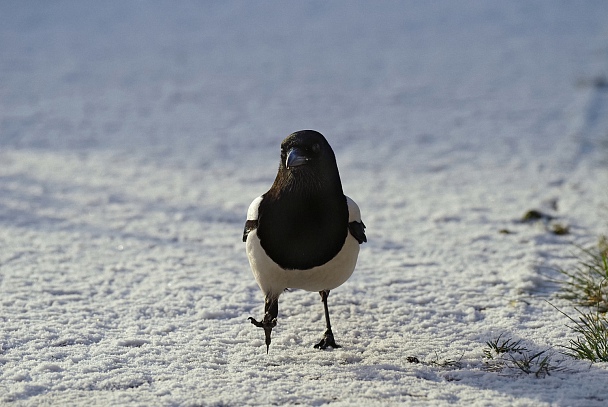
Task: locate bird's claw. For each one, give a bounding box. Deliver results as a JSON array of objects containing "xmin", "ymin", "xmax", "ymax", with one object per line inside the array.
[
  {"xmin": 314, "ymin": 329, "xmax": 341, "ymax": 350},
  {"xmin": 248, "ymin": 315, "xmax": 277, "ymax": 353},
  {"xmin": 248, "ymin": 315, "xmax": 277, "ymax": 329}
]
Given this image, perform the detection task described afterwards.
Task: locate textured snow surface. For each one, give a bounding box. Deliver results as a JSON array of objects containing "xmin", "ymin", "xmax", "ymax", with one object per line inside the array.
[{"xmin": 1, "ymin": 1, "xmax": 608, "ymax": 406}]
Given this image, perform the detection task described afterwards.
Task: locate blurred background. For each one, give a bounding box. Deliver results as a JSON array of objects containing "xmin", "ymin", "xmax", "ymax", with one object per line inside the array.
[{"xmin": 2, "ymin": 1, "xmax": 607, "ymax": 168}]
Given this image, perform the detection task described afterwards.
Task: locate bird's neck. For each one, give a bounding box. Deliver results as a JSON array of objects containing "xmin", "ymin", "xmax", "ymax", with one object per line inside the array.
[{"xmin": 269, "ymin": 169, "xmax": 343, "ymax": 201}]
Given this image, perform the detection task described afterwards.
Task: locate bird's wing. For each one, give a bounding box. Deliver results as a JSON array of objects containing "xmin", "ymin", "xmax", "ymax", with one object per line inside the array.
[
  {"xmin": 346, "ymin": 196, "xmax": 367, "ymax": 244},
  {"xmin": 243, "ymin": 196, "xmax": 263, "ymax": 242}
]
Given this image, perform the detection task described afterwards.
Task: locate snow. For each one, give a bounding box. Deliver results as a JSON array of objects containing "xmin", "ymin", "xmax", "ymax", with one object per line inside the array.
[{"xmin": 1, "ymin": 0, "xmax": 608, "ymax": 405}]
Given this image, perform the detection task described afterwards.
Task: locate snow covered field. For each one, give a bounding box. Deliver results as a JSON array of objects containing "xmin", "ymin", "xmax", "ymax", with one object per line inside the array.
[{"xmin": 1, "ymin": 1, "xmax": 608, "ymax": 405}]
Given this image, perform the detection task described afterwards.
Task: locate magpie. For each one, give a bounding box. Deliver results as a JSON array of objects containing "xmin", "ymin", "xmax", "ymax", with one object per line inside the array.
[{"xmin": 243, "ymin": 130, "xmax": 366, "ymax": 353}]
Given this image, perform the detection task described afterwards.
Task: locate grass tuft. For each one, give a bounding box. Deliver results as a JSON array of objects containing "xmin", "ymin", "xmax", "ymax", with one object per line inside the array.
[
  {"xmin": 599, "ymin": 235, "xmax": 608, "ymax": 258},
  {"xmin": 483, "ymin": 335, "xmax": 564, "ymax": 377},
  {"xmin": 555, "ymin": 240, "xmax": 608, "ymax": 312},
  {"xmin": 428, "ymin": 351, "xmax": 464, "ymax": 369},
  {"xmin": 551, "ymin": 236, "xmax": 608, "ymax": 362},
  {"xmin": 405, "ymin": 352, "xmax": 463, "ymax": 370},
  {"xmin": 507, "ymin": 350, "xmax": 561, "ymax": 377},
  {"xmin": 483, "ymin": 334, "xmax": 528, "ymax": 359},
  {"xmin": 555, "ymin": 306, "xmax": 608, "ymax": 362}
]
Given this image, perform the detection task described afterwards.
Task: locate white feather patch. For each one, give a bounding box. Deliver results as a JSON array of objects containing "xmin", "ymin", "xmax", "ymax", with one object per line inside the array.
[
  {"xmin": 346, "ymin": 195, "xmax": 362, "ymax": 223},
  {"xmin": 246, "ymin": 196, "xmax": 264, "ymax": 221}
]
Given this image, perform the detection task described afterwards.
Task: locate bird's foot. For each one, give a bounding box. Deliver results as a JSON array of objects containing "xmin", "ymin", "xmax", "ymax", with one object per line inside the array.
[
  {"xmin": 248, "ymin": 314, "xmax": 277, "ymax": 353},
  {"xmin": 314, "ymin": 329, "xmax": 341, "ymax": 350}
]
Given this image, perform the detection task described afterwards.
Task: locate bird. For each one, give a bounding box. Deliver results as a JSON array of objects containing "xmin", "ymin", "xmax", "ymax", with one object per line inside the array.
[{"xmin": 243, "ymin": 130, "xmax": 366, "ymax": 353}]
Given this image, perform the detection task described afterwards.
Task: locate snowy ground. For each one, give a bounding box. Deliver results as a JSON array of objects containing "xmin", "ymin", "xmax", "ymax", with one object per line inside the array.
[{"xmin": 1, "ymin": 1, "xmax": 608, "ymax": 406}]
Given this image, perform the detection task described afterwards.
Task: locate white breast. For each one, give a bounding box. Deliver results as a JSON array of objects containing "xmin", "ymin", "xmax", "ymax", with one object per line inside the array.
[{"xmin": 246, "ymin": 230, "xmax": 360, "ymax": 298}]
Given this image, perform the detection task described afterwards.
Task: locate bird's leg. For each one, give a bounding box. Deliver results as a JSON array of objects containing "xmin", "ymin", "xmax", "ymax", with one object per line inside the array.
[
  {"xmin": 248, "ymin": 295, "xmax": 278, "ymax": 353},
  {"xmin": 314, "ymin": 290, "xmax": 341, "ymax": 349}
]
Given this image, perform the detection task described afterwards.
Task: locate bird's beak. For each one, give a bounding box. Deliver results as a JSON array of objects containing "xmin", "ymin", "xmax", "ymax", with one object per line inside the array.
[{"xmin": 286, "ymin": 148, "xmax": 308, "ymax": 169}]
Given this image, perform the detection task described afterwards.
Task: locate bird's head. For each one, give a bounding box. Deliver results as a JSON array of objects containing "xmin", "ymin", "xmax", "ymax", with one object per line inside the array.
[
  {"xmin": 280, "ymin": 130, "xmax": 336, "ymax": 170},
  {"xmin": 268, "ymin": 130, "xmax": 343, "ymax": 197}
]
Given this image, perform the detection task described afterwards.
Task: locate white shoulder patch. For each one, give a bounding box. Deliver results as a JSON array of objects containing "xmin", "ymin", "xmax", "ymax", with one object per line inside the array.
[
  {"xmin": 246, "ymin": 196, "xmax": 264, "ymax": 221},
  {"xmin": 345, "ymin": 195, "xmax": 362, "ymax": 222}
]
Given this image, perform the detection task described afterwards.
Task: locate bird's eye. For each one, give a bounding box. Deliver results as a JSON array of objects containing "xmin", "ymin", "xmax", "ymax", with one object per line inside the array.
[{"xmin": 312, "ymin": 143, "xmax": 320, "ymax": 153}]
